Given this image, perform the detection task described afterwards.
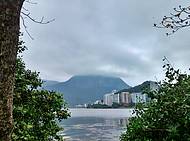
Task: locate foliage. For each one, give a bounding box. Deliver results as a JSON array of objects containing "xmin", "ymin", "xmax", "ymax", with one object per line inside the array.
[
  {"xmin": 12, "ymin": 55, "xmax": 70, "ymax": 140},
  {"xmin": 116, "ymin": 81, "xmax": 156, "ymax": 95},
  {"xmin": 87, "ymin": 104, "xmax": 111, "ymax": 109},
  {"xmin": 112, "ymin": 102, "xmax": 122, "ymax": 108},
  {"xmin": 120, "ymin": 60, "xmax": 190, "ymax": 141}
]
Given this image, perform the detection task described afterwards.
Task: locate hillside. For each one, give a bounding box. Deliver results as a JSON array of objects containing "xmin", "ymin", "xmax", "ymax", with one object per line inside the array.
[
  {"xmin": 43, "ymin": 75, "xmax": 130, "ymax": 107},
  {"xmin": 42, "ymin": 80, "xmax": 60, "ymax": 88},
  {"xmin": 115, "ymin": 81, "xmax": 158, "ymax": 94}
]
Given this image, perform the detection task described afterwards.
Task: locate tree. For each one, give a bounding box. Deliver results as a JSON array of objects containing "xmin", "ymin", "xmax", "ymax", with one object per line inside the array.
[
  {"xmin": 0, "ymin": 1, "xmax": 24, "ymax": 140},
  {"xmin": 11, "ymin": 43, "xmax": 70, "ymax": 140},
  {"xmin": 154, "ymin": 5, "xmax": 190, "ymax": 35},
  {"xmin": 12, "ymin": 56, "xmax": 70, "ymax": 141},
  {"xmin": 120, "ymin": 59, "xmax": 190, "ymax": 141},
  {"xmin": 0, "ymin": 1, "xmax": 54, "ymax": 140}
]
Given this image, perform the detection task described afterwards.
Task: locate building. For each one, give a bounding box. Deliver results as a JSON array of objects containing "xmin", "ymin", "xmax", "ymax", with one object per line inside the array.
[
  {"xmin": 119, "ymin": 92, "xmax": 132, "ymax": 104},
  {"xmin": 103, "ymin": 90, "xmax": 118, "ymax": 106},
  {"xmin": 131, "ymin": 92, "xmax": 148, "ymax": 103},
  {"xmin": 94, "ymin": 100, "xmax": 103, "ymax": 104},
  {"xmin": 103, "ymin": 93, "xmax": 114, "ymax": 106},
  {"xmin": 113, "ymin": 94, "xmax": 120, "ymax": 104}
]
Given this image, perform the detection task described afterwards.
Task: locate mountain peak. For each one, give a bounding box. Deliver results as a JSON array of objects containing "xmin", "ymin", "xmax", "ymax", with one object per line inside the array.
[{"xmin": 44, "ymin": 75, "xmax": 130, "ymax": 106}]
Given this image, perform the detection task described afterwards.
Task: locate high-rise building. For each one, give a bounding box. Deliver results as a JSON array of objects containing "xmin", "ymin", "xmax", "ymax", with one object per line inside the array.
[
  {"xmin": 103, "ymin": 93, "xmax": 114, "ymax": 106},
  {"xmin": 119, "ymin": 92, "xmax": 131, "ymax": 104},
  {"xmin": 113, "ymin": 94, "xmax": 120, "ymax": 104},
  {"xmin": 131, "ymin": 92, "xmax": 147, "ymax": 103},
  {"xmin": 103, "ymin": 90, "xmax": 118, "ymax": 106}
]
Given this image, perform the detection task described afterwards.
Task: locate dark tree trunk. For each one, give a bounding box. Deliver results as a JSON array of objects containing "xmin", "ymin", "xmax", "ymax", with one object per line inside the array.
[{"xmin": 0, "ymin": 1, "xmax": 24, "ymax": 140}]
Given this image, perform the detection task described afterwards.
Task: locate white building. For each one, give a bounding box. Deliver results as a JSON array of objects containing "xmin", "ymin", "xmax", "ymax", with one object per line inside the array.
[
  {"xmin": 94, "ymin": 100, "xmax": 103, "ymax": 104},
  {"xmin": 103, "ymin": 90, "xmax": 118, "ymax": 106},
  {"xmin": 113, "ymin": 94, "xmax": 120, "ymax": 104},
  {"xmin": 131, "ymin": 92, "xmax": 148, "ymax": 103},
  {"xmin": 103, "ymin": 93, "xmax": 114, "ymax": 106}
]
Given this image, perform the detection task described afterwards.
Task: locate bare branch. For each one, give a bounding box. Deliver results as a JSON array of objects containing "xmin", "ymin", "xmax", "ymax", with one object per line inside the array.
[
  {"xmin": 22, "ymin": 7, "xmax": 29, "ymax": 12},
  {"xmin": 21, "ymin": 11, "xmax": 55, "ymax": 24},
  {"xmin": 154, "ymin": 5, "xmax": 190, "ymax": 35},
  {"xmin": 20, "ymin": 2, "xmax": 55, "ymax": 39},
  {"xmin": 20, "ymin": 15, "xmax": 34, "ymax": 40},
  {"xmin": 25, "ymin": 0, "xmax": 37, "ymax": 5}
]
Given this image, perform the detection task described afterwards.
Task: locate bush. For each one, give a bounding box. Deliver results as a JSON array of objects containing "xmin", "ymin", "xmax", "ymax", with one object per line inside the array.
[{"xmin": 120, "ymin": 61, "xmax": 190, "ymax": 141}]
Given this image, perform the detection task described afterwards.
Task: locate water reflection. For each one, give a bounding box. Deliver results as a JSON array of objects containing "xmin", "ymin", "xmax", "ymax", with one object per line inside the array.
[
  {"xmin": 59, "ymin": 117, "xmax": 129, "ymax": 141},
  {"xmin": 119, "ymin": 118, "xmax": 129, "ymax": 126},
  {"xmin": 58, "ymin": 109, "xmax": 133, "ymax": 141}
]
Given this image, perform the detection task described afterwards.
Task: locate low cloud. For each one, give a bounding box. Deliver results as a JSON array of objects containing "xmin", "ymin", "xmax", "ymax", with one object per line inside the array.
[{"xmin": 22, "ymin": 0, "xmax": 190, "ymax": 86}]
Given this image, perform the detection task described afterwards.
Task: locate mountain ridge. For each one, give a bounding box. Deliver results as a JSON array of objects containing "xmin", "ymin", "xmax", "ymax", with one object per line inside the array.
[
  {"xmin": 115, "ymin": 81, "xmax": 158, "ymax": 94},
  {"xmin": 43, "ymin": 75, "xmax": 131, "ymax": 107}
]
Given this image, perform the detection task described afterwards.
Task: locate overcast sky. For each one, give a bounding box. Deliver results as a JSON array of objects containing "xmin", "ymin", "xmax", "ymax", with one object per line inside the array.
[{"xmin": 22, "ymin": 0, "xmax": 190, "ymax": 86}]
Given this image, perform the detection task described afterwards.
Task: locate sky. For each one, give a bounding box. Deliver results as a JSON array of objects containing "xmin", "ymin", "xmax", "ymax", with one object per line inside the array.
[{"xmin": 22, "ymin": 0, "xmax": 190, "ymax": 86}]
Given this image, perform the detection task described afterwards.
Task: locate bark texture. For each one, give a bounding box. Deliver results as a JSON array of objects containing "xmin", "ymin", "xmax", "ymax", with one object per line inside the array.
[{"xmin": 0, "ymin": 1, "xmax": 23, "ymax": 141}]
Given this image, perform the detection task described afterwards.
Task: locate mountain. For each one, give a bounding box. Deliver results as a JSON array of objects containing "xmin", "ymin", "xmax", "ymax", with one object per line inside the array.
[
  {"xmin": 42, "ymin": 80, "xmax": 60, "ymax": 88},
  {"xmin": 115, "ymin": 81, "xmax": 158, "ymax": 94},
  {"xmin": 43, "ymin": 75, "xmax": 130, "ymax": 107}
]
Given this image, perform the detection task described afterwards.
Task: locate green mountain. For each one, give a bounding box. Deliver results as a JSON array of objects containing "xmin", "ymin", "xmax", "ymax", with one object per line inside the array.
[
  {"xmin": 43, "ymin": 75, "xmax": 130, "ymax": 107},
  {"xmin": 115, "ymin": 81, "xmax": 158, "ymax": 94}
]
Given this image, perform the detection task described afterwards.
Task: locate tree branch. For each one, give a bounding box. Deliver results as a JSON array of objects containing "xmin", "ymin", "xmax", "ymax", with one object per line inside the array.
[
  {"xmin": 20, "ymin": 1, "xmax": 55, "ymax": 39},
  {"xmin": 154, "ymin": 5, "xmax": 190, "ymax": 35}
]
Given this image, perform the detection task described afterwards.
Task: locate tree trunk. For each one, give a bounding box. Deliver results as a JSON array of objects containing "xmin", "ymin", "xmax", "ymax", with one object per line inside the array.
[{"xmin": 0, "ymin": 1, "xmax": 23, "ymax": 140}]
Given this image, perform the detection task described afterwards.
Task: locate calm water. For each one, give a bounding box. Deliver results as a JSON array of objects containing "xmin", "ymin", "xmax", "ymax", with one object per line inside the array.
[{"xmin": 59, "ymin": 108, "xmax": 134, "ymax": 141}]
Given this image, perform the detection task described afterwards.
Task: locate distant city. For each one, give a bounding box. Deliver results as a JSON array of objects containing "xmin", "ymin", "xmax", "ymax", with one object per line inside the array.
[{"xmin": 43, "ymin": 75, "xmax": 159, "ymax": 108}]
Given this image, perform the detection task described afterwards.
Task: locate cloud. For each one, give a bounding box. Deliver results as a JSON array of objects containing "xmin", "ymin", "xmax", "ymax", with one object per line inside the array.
[{"xmin": 22, "ymin": 0, "xmax": 190, "ymax": 86}]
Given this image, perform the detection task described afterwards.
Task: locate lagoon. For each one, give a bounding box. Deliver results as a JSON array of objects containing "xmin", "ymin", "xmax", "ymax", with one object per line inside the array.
[{"xmin": 59, "ymin": 108, "xmax": 134, "ymax": 141}]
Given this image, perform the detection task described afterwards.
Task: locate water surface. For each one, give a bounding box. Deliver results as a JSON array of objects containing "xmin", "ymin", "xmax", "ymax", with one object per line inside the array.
[{"xmin": 59, "ymin": 108, "xmax": 133, "ymax": 141}]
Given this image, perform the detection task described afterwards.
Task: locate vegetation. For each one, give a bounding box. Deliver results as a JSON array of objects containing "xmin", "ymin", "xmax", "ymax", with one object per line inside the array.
[
  {"xmin": 87, "ymin": 102, "xmax": 134, "ymax": 109},
  {"xmin": 0, "ymin": 1, "xmax": 52, "ymax": 140},
  {"xmin": 87, "ymin": 104, "xmax": 111, "ymax": 109},
  {"xmin": 11, "ymin": 44, "xmax": 70, "ymax": 141},
  {"xmin": 111, "ymin": 102, "xmax": 122, "ymax": 108},
  {"xmin": 120, "ymin": 59, "xmax": 190, "ymax": 141},
  {"xmin": 116, "ymin": 81, "xmax": 156, "ymax": 94}
]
